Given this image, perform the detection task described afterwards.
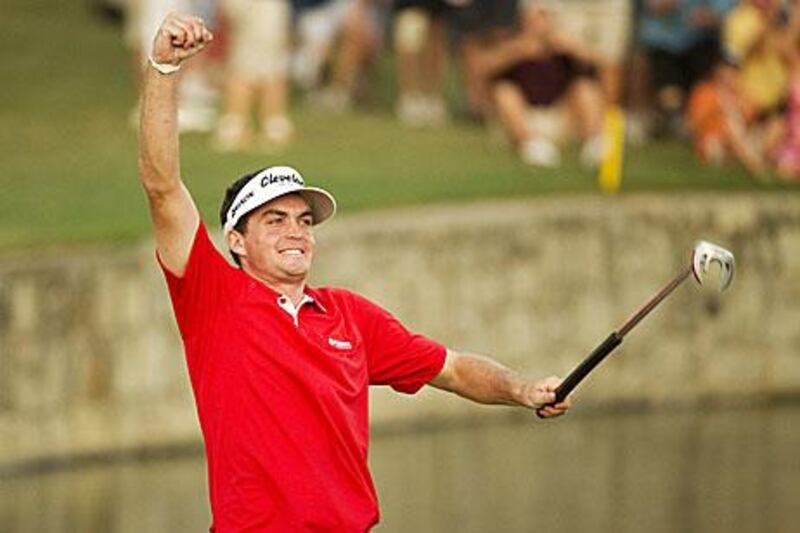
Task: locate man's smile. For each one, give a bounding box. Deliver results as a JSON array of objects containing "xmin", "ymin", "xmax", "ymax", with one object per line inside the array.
[{"xmin": 279, "ymin": 248, "xmax": 306, "ymax": 256}]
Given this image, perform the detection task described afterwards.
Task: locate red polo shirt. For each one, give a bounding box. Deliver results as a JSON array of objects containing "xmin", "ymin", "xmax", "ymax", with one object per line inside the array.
[{"xmin": 159, "ymin": 223, "xmax": 446, "ymax": 532}]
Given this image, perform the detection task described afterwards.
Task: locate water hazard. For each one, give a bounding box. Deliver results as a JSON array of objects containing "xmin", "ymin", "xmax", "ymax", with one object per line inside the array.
[{"xmin": 2, "ymin": 404, "xmax": 799, "ymax": 533}]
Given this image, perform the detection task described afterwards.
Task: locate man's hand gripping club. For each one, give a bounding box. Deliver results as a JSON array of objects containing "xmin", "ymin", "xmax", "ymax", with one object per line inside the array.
[{"xmin": 523, "ymin": 375, "xmax": 572, "ymax": 419}]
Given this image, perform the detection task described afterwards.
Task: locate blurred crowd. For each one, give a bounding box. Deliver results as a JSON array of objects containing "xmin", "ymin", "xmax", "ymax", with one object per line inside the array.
[{"xmin": 116, "ymin": 0, "xmax": 800, "ymax": 181}]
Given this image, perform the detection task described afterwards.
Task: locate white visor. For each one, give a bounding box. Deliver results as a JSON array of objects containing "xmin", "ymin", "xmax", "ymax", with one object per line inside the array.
[{"xmin": 223, "ymin": 166, "xmax": 337, "ymax": 232}]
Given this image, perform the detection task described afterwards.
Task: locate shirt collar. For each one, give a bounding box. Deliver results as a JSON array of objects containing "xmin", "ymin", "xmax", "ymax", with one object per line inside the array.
[
  {"xmin": 244, "ymin": 276, "xmax": 327, "ymax": 314},
  {"xmin": 276, "ymin": 287, "xmax": 327, "ymax": 314},
  {"xmin": 302, "ymin": 286, "xmax": 328, "ymax": 313}
]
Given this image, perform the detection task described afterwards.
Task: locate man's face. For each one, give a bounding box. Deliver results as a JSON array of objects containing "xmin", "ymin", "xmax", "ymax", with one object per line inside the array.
[{"xmin": 228, "ymin": 194, "xmax": 316, "ymax": 285}]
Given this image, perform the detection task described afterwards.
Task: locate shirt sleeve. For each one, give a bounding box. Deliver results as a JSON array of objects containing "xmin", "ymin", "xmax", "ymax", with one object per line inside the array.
[
  {"xmin": 350, "ymin": 292, "xmax": 447, "ymax": 394},
  {"xmin": 157, "ymin": 222, "xmax": 239, "ymax": 342}
]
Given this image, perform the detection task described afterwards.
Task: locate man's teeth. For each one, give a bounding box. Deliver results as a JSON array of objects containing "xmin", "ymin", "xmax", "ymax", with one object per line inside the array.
[{"xmin": 281, "ymin": 250, "xmax": 303, "ymax": 256}]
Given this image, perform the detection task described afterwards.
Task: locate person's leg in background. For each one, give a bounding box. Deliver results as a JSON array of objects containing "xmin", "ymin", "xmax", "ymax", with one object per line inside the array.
[
  {"xmin": 550, "ymin": 0, "xmax": 630, "ymax": 189},
  {"xmin": 492, "ymin": 81, "xmax": 561, "ymax": 167},
  {"xmin": 257, "ymin": 0, "xmax": 294, "ymax": 148},
  {"xmin": 215, "ymin": 76, "xmax": 256, "ymax": 151},
  {"xmin": 393, "ymin": 0, "xmax": 452, "ymax": 126},
  {"xmin": 393, "ymin": 2, "xmax": 432, "ymax": 124},
  {"xmin": 214, "ymin": 0, "xmax": 255, "ymax": 150},
  {"xmin": 450, "ymin": 0, "xmax": 520, "ymax": 121},
  {"xmin": 320, "ymin": 0, "xmax": 382, "ymax": 111},
  {"xmin": 419, "ymin": 11, "xmax": 448, "ymax": 123},
  {"xmin": 567, "ymin": 77, "xmax": 606, "ymax": 167},
  {"xmin": 215, "ymin": 0, "xmax": 293, "ymax": 151},
  {"xmin": 292, "ymin": 0, "xmax": 349, "ymax": 92}
]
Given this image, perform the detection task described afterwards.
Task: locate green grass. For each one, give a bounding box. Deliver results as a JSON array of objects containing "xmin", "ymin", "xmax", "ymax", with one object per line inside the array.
[{"xmin": 0, "ymin": 0, "xmax": 795, "ymax": 249}]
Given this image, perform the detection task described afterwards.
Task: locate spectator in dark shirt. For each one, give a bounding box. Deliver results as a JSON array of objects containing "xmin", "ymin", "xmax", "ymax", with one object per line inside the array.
[{"xmin": 477, "ymin": 1, "xmax": 606, "ymax": 167}]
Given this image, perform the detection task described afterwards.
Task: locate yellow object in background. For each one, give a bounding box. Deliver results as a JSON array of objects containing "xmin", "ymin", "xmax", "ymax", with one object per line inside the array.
[{"xmin": 598, "ymin": 106, "xmax": 625, "ymax": 194}]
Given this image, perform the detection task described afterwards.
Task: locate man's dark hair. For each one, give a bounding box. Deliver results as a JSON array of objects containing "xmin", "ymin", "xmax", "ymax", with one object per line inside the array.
[{"xmin": 219, "ymin": 169, "xmax": 266, "ymax": 267}]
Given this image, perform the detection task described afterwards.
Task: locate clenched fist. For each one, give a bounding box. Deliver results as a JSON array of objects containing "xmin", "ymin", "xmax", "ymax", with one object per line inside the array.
[{"xmin": 151, "ymin": 12, "xmax": 213, "ymax": 67}]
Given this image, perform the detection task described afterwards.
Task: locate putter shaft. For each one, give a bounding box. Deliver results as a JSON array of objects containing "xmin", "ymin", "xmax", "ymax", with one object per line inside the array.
[
  {"xmin": 540, "ymin": 266, "xmax": 694, "ymax": 410},
  {"xmin": 617, "ymin": 267, "xmax": 692, "ymax": 337}
]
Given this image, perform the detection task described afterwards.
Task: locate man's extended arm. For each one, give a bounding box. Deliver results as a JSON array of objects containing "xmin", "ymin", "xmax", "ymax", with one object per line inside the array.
[
  {"xmin": 138, "ymin": 13, "xmax": 212, "ymax": 275},
  {"xmin": 428, "ymin": 350, "xmax": 571, "ymax": 419}
]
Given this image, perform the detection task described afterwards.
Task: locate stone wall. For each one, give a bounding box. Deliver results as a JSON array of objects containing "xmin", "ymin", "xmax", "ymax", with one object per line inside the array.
[{"xmin": 1, "ymin": 193, "xmax": 798, "ymax": 470}]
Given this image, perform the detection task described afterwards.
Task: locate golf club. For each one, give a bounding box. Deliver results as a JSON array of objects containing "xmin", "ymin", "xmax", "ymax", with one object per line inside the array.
[{"xmin": 537, "ymin": 240, "xmax": 735, "ymax": 417}]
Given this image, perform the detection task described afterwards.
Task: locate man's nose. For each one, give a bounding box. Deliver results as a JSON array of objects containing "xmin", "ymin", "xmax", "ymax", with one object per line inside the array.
[{"xmin": 285, "ymin": 218, "xmax": 308, "ymax": 237}]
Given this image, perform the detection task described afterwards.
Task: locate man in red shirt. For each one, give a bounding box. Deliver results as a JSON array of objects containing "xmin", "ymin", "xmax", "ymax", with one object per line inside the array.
[{"xmin": 139, "ymin": 12, "xmax": 572, "ymax": 532}]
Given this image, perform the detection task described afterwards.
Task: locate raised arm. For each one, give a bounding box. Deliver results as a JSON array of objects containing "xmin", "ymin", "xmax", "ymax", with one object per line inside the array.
[
  {"xmin": 428, "ymin": 349, "xmax": 572, "ymax": 419},
  {"xmin": 138, "ymin": 13, "xmax": 212, "ymax": 275}
]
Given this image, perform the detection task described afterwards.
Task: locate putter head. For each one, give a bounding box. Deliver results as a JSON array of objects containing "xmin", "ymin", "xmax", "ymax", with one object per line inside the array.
[{"xmin": 692, "ymin": 241, "xmax": 735, "ymax": 292}]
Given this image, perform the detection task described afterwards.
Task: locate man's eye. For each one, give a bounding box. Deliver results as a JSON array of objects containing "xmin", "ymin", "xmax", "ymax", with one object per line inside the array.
[
  {"xmin": 300, "ymin": 218, "xmax": 313, "ymax": 226},
  {"xmin": 267, "ymin": 217, "xmax": 283, "ymax": 225}
]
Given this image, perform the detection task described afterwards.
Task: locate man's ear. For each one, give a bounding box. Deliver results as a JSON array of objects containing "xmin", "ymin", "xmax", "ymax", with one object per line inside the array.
[{"xmin": 226, "ymin": 230, "xmax": 247, "ymax": 258}]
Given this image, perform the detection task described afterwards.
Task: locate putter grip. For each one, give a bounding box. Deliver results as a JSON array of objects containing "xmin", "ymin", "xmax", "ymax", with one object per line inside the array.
[{"xmin": 554, "ymin": 332, "xmax": 623, "ymax": 404}]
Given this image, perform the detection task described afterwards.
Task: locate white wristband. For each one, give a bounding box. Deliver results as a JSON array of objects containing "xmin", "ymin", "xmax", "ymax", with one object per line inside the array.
[{"xmin": 148, "ymin": 56, "xmax": 181, "ymax": 75}]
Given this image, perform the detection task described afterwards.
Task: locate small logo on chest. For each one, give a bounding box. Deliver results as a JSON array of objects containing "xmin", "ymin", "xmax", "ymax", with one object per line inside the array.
[{"xmin": 328, "ymin": 337, "xmax": 353, "ymax": 350}]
